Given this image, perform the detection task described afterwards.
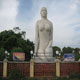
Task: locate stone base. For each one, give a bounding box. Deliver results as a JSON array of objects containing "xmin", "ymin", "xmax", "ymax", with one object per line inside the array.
[{"xmin": 34, "ymin": 56, "xmax": 56, "ymax": 63}]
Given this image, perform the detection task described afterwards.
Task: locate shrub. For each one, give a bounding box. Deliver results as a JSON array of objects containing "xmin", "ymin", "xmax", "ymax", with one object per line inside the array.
[
  {"xmin": 69, "ymin": 73, "xmax": 80, "ymax": 79},
  {"xmin": 56, "ymin": 77, "xmax": 69, "ymax": 80},
  {"xmin": 8, "ymin": 69, "xmax": 25, "ymax": 80},
  {"xmin": 28, "ymin": 77, "xmax": 38, "ymax": 80}
]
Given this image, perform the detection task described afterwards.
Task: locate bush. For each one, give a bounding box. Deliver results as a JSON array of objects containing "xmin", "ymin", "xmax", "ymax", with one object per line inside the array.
[
  {"xmin": 0, "ymin": 77, "xmax": 2, "ymax": 80},
  {"xmin": 0, "ymin": 77, "xmax": 8, "ymax": 80},
  {"xmin": 28, "ymin": 77, "xmax": 38, "ymax": 80},
  {"xmin": 69, "ymin": 73, "xmax": 80, "ymax": 79},
  {"xmin": 8, "ymin": 69, "xmax": 25, "ymax": 80},
  {"xmin": 56, "ymin": 77, "xmax": 69, "ymax": 80}
]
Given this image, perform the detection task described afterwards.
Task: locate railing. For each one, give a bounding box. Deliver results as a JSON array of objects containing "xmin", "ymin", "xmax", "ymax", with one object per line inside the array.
[{"xmin": 0, "ymin": 59, "xmax": 80, "ymax": 77}]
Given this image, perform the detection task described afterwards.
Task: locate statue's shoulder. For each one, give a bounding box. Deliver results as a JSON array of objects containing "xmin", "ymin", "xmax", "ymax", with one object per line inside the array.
[
  {"xmin": 48, "ymin": 20, "xmax": 53, "ymax": 26},
  {"xmin": 36, "ymin": 20, "xmax": 41, "ymax": 24}
]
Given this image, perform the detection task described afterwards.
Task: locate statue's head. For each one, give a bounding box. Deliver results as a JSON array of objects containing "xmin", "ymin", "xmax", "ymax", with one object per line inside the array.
[{"xmin": 40, "ymin": 7, "xmax": 47, "ymax": 18}]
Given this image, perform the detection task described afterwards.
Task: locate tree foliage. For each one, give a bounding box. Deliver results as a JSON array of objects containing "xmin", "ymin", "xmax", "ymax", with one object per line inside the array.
[
  {"xmin": 0, "ymin": 48, "xmax": 5, "ymax": 61},
  {"xmin": 0, "ymin": 27, "xmax": 34, "ymax": 61},
  {"xmin": 62, "ymin": 47, "xmax": 73, "ymax": 53},
  {"xmin": 75, "ymin": 53, "xmax": 80, "ymax": 61},
  {"xmin": 52, "ymin": 46, "xmax": 61, "ymax": 57},
  {"xmin": 61, "ymin": 47, "xmax": 73, "ymax": 56}
]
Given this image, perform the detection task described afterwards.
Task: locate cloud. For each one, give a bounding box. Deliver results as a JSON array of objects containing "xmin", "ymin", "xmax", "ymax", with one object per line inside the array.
[
  {"xmin": 0, "ymin": 0, "xmax": 19, "ymax": 31},
  {"xmin": 0, "ymin": 0, "xmax": 80, "ymax": 48},
  {"xmin": 47, "ymin": 0, "xmax": 80, "ymax": 48},
  {"xmin": 20, "ymin": 0, "xmax": 80, "ymax": 48}
]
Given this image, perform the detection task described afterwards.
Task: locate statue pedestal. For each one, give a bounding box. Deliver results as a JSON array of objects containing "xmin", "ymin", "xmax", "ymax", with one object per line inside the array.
[
  {"xmin": 34, "ymin": 56, "xmax": 55, "ymax": 63},
  {"xmin": 34, "ymin": 52, "xmax": 56, "ymax": 63}
]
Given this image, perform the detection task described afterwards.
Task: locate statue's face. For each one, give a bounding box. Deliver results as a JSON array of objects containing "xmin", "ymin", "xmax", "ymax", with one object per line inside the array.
[{"xmin": 41, "ymin": 9, "xmax": 47, "ymax": 18}]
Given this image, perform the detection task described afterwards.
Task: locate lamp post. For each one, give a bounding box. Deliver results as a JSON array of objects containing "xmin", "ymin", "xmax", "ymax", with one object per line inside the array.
[
  {"xmin": 30, "ymin": 50, "xmax": 33, "ymax": 59},
  {"xmin": 59, "ymin": 53, "xmax": 61, "ymax": 56},
  {"xmin": 56, "ymin": 50, "xmax": 59, "ymax": 58},
  {"xmin": 5, "ymin": 51, "xmax": 9, "ymax": 59},
  {"xmin": 72, "ymin": 50, "xmax": 75, "ymax": 53},
  {"xmin": 56, "ymin": 50, "xmax": 59, "ymax": 55}
]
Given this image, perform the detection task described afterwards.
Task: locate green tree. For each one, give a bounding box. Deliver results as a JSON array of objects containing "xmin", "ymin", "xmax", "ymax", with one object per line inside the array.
[
  {"xmin": 0, "ymin": 48, "xmax": 5, "ymax": 61},
  {"xmin": 0, "ymin": 27, "xmax": 34, "ymax": 61},
  {"xmin": 62, "ymin": 47, "xmax": 73, "ymax": 56},
  {"xmin": 74, "ymin": 48, "xmax": 79, "ymax": 53},
  {"xmin": 52, "ymin": 46, "xmax": 61, "ymax": 57},
  {"xmin": 21, "ymin": 31, "xmax": 26, "ymax": 39},
  {"xmin": 4, "ymin": 35, "xmax": 18, "ymax": 52},
  {"xmin": 13, "ymin": 27, "xmax": 21, "ymax": 33},
  {"xmin": 75, "ymin": 53, "xmax": 80, "ymax": 61}
]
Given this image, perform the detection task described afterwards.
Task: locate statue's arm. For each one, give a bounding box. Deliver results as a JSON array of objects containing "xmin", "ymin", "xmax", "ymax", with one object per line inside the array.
[
  {"xmin": 35, "ymin": 21, "xmax": 39, "ymax": 55},
  {"xmin": 47, "ymin": 23, "xmax": 53, "ymax": 48}
]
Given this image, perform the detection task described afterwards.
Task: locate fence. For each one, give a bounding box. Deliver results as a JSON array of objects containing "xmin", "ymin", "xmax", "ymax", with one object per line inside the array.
[{"xmin": 0, "ymin": 59, "xmax": 80, "ymax": 78}]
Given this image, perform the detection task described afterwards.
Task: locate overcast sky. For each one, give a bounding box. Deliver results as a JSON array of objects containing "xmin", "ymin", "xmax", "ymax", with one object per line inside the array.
[{"xmin": 0, "ymin": 0, "xmax": 80, "ymax": 48}]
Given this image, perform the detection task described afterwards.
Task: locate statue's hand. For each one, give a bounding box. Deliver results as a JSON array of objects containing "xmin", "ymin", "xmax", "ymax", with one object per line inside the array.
[
  {"xmin": 45, "ymin": 47, "xmax": 52, "ymax": 54},
  {"xmin": 47, "ymin": 40, "xmax": 52, "ymax": 48},
  {"xmin": 46, "ymin": 44, "xmax": 51, "ymax": 49},
  {"xmin": 34, "ymin": 51, "xmax": 38, "ymax": 56}
]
